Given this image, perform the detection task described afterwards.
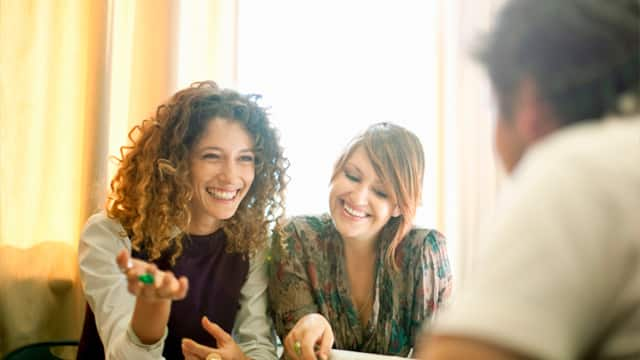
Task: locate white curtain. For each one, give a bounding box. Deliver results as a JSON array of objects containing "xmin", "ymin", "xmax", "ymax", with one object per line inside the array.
[{"xmin": 439, "ymin": 0, "xmax": 507, "ymax": 287}]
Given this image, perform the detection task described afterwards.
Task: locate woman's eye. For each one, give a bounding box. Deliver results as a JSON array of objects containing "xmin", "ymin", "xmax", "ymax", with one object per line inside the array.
[
  {"xmin": 203, "ymin": 153, "xmax": 220, "ymax": 160},
  {"xmin": 240, "ymin": 155, "xmax": 255, "ymax": 162},
  {"xmin": 344, "ymin": 171, "xmax": 359, "ymax": 182},
  {"xmin": 373, "ymin": 189, "xmax": 388, "ymax": 198}
]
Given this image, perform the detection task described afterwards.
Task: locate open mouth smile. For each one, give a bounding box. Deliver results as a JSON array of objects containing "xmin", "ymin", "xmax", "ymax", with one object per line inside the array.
[
  {"xmin": 342, "ymin": 200, "xmax": 368, "ymax": 219},
  {"xmin": 207, "ymin": 188, "xmax": 239, "ymax": 201}
]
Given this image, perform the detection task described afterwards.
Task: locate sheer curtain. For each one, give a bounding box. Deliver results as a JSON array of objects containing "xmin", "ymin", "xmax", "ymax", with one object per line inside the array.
[
  {"xmin": 0, "ymin": 0, "xmax": 232, "ymax": 354},
  {"xmin": 439, "ymin": 0, "xmax": 507, "ymax": 287},
  {"xmin": 0, "ymin": 1, "xmax": 110, "ymax": 354}
]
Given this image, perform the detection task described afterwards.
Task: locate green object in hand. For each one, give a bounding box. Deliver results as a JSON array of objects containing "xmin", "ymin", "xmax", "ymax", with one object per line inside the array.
[{"xmin": 138, "ymin": 273, "xmax": 154, "ymax": 284}]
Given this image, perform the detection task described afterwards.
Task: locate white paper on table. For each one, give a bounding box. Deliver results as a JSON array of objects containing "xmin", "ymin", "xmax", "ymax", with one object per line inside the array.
[{"xmin": 329, "ymin": 349, "xmax": 413, "ymax": 360}]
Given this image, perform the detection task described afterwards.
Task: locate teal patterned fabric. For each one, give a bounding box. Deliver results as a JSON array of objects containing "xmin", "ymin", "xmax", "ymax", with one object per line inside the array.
[{"xmin": 268, "ymin": 214, "xmax": 452, "ymax": 356}]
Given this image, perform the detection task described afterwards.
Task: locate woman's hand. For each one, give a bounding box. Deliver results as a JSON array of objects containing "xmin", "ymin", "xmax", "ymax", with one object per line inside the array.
[
  {"xmin": 116, "ymin": 249, "xmax": 190, "ymax": 344},
  {"xmin": 181, "ymin": 316, "xmax": 248, "ymax": 360},
  {"xmin": 284, "ymin": 313, "xmax": 334, "ymax": 360},
  {"xmin": 116, "ymin": 249, "xmax": 189, "ymax": 302}
]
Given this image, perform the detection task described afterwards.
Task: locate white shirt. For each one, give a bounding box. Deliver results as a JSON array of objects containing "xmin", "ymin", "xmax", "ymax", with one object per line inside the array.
[
  {"xmin": 78, "ymin": 212, "xmax": 277, "ymax": 359},
  {"xmin": 433, "ymin": 116, "xmax": 640, "ymax": 359}
]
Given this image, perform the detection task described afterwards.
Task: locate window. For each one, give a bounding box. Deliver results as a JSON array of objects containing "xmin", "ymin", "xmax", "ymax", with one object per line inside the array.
[{"xmin": 237, "ymin": 1, "xmax": 441, "ymax": 228}]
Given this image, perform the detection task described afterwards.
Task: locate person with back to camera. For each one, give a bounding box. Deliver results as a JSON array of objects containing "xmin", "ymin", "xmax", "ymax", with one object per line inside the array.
[
  {"xmin": 417, "ymin": 0, "xmax": 640, "ymax": 359},
  {"xmin": 268, "ymin": 122, "xmax": 453, "ymax": 360},
  {"xmin": 77, "ymin": 81, "xmax": 288, "ymax": 359}
]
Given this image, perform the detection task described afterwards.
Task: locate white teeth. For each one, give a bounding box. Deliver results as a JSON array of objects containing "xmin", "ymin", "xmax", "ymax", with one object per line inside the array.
[
  {"xmin": 208, "ymin": 188, "xmax": 237, "ymax": 200},
  {"xmin": 344, "ymin": 203, "xmax": 366, "ymax": 218}
]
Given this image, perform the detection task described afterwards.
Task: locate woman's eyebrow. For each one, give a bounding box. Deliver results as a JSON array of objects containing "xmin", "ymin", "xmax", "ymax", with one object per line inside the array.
[
  {"xmin": 345, "ymin": 163, "xmax": 363, "ymax": 175},
  {"xmin": 199, "ymin": 146, "xmax": 223, "ymax": 152},
  {"xmin": 198, "ymin": 146, "xmax": 255, "ymax": 153},
  {"xmin": 346, "ymin": 163, "xmax": 386, "ymax": 184}
]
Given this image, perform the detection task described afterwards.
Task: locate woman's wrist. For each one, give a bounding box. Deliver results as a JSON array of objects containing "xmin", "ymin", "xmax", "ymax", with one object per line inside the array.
[{"xmin": 131, "ymin": 297, "xmax": 172, "ymax": 344}]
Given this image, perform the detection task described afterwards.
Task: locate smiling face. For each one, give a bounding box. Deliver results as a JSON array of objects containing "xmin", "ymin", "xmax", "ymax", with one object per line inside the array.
[
  {"xmin": 329, "ymin": 146, "xmax": 400, "ymax": 246},
  {"xmin": 188, "ymin": 117, "xmax": 256, "ymax": 234}
]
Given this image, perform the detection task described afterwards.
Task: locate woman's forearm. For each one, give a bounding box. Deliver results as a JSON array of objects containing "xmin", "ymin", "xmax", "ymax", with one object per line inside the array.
[{"xmin": 131, "ymin": 297, "xmax": 171, "ymax": 344}]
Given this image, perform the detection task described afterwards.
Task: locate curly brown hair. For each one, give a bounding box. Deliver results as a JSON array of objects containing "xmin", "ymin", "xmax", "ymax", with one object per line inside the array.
[{"xmin": 107, "ymin": 81, "xmax": 288, "ymax": 264}]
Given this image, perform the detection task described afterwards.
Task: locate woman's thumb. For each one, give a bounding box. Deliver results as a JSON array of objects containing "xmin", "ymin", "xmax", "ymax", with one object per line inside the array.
[{"xmin": 201, "ymin": 316, "xmax": 232, "ymax": 344}]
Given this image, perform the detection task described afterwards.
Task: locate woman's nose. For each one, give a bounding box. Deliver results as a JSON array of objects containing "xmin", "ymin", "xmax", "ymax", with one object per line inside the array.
[
  {"xmin": 218, "ymin": 160, "xmax": 237, "ymax": 183},
  {"xmin": 351, "ymin": 184, "xmax": 369, "ymax": 204}
]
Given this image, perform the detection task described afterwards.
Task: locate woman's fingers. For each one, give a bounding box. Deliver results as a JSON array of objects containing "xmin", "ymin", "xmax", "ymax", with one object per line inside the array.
[
  {"xmin": 160, "ymin": 272, "xmax": 189, "ymax": 300},
  {"xmin": 316, "ymin": 326, "xmax": 334, "ymax": 360},
  {"xmin": 116, "ymin": 249, "xmax": 131, "ymax": 271},
  {"xmin": 119, "ymin": 252, "xmax": 153, "ymax": 283},
  {"xmin": 118, "ymin": 250, "xmax": 149, "ymax": 296},
  {"xmin": 284, "ymin": 314, "xmax": 335, "ymax": 360},
  {"xmin": 127, "ymin": 279, "xmax": 142, "ymax": 296},
  {"xmin": 157, "ymin": 269, "xmax": 178, "ymax": 297},
  {"xmin": 283, "ymin": 332, "xmax": 298, "ymax": 360},
  {"xmin": 201, "ymin": 317, "xmax": 232, "ymax": 344},
  {"xmin": 144, "ymin": 270, "xmax": 188, "ymax": 300},
  {"xmin": 285, "ymin": 329, "xmax": 316, "ymax": 360},
  {"xmin": 182, "ymin": 338, "xmax": 216, "ymax": 358},
  {"xmin": 116, "ymin": 250, "xmax": 189, "ymax": 301},
  {"xmin": 175, "ymin": 276, "xmax": 189, "ymax": 300},
  {"xmin": 300, "ymin": 332, "xmax": 319, "ymax": 360}
]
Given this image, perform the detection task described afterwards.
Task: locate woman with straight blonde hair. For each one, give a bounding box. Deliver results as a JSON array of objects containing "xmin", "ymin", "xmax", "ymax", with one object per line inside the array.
[{"xmin": 269, "ymin": 122, "xmax": 452, "ymax": 359}]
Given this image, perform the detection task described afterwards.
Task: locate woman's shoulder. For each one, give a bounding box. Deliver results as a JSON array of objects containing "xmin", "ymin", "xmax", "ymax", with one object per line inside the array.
[
  {"xmin": 397, "ymin": 228, "xmax": 449, "ymax": 277},
  {"xmin": 85, "ymin": 211, "xmax": 116, "ymax": 226},
  {"xmin": 276, "ymin": 214, "xmax": 335, "ymax": 255},
  {"xmin": 401, "ymin": 227, "xmax": 447, "ymax": 255},
  {"xmin": 283, "ymin": 214, "xmax": 334, "ymax": 237},
  {"xmin": 81, "ymin": 211, "xmax": 130, "ymax": 248}
]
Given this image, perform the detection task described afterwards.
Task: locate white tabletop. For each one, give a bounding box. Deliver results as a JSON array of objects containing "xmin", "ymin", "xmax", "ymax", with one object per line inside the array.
[{"xmin": 329, "ymin": 349, "xmax": 413, "ymax": 360}]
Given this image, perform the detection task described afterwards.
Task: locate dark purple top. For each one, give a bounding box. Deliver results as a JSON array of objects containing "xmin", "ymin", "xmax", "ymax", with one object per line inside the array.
[{"xmin": 77, "ymin": 229, "xmax": 249, "ymax": 359}]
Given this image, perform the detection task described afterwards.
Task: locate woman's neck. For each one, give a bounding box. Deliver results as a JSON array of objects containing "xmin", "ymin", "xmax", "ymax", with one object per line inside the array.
[
  {"xmin": 342, "ymin": 235, "xmax": 377, "ymax": 259},
  {"xmin": 343, "ymin": 235, "xmax": 377, "ymax": 327},
  {"xmin": 188, "ymin": 215, "xmax": 221, "ymax": 235}
]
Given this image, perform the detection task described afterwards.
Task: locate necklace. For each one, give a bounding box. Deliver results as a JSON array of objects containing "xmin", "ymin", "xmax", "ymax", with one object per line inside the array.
[{"xmin": 354, "ymin": 292, "xmax": 374, "ymax": 325}]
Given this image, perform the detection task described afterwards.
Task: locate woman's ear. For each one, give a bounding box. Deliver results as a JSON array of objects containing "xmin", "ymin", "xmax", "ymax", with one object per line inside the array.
[{"xmin": 392, "ymin": 205, "xmax": 401, "ymax": 218}]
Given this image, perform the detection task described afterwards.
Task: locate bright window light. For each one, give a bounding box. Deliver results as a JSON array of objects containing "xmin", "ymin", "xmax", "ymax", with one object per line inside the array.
[{"xmin": 237, "ymin": 1, "xmax": 440, "ymax": 228}]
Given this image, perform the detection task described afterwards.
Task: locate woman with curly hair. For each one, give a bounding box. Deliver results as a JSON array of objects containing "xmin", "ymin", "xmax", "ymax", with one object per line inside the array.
[
  {"xmin": 268, "ymin": 123, "xmax": 452, "ymax": 359},
  {"xmin": 77, "ymin": 81, "xmax": 287, "ymax": 360}
]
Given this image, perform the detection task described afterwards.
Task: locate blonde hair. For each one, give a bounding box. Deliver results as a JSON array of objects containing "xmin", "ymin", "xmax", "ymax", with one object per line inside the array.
[
  {"xmin": 331, "ymin": 122, "xmax": 424, "ymax": 271},
  {"xmin": 107, "ymin": 81, "xmax": 287, "ymax": 264}
]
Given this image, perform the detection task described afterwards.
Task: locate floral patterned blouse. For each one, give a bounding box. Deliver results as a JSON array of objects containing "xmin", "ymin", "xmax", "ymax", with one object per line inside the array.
[{"xmin": 268, "ymin": 214, "xmax": 452, "ymax": 356}]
